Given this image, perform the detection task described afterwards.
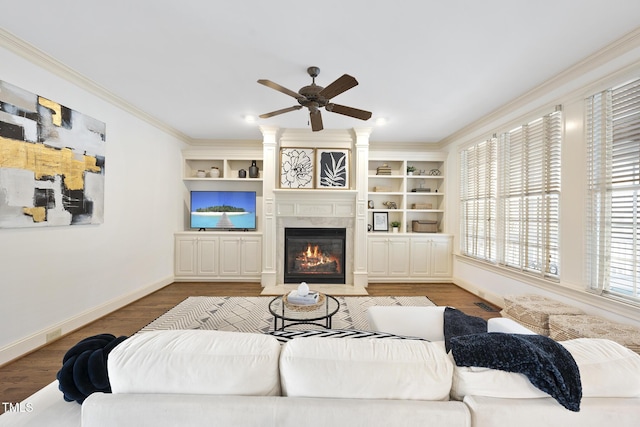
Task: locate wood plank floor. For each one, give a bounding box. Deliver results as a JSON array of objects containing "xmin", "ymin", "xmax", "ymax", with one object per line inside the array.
[{"xmin": 0, "ymin": 282, "xmax": 500, "ymax": 413}]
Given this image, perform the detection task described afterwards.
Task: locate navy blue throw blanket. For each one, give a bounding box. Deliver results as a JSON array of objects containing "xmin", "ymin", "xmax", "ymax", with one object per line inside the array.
[
  {"xmin": 443, "ymin": 306, "xmax": 487, "ymax": 352},
  {"xmin": 450, "ymin": 333, "xmax": 582, "ymax": 411},
  {"xmin": 57, "ymin": 333, "xmax": 128, "ymax": 404}
]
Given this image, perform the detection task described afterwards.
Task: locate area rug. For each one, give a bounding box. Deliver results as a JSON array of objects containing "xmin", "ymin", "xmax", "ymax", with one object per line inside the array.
[{"xmin": 139, "ymin": 296, "xmax": 435, "ymax": 334}]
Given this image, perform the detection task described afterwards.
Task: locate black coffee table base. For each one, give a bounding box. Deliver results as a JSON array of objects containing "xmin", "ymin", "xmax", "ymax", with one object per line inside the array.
[{"xmin": 268, "ymin": 294, "xmax": 340, "ymax": 331}]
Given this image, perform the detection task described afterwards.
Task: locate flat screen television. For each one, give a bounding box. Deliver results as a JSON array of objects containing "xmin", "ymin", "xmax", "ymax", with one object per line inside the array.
[{"xmin": 190, "ymin": 191, "xmax": 257, "ymax": 230}]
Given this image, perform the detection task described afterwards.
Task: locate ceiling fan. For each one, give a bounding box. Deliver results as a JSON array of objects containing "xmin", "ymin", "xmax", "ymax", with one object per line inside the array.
[{"xmin": 258, "ymin": 66, "xmax": 372, "ymax": 132}]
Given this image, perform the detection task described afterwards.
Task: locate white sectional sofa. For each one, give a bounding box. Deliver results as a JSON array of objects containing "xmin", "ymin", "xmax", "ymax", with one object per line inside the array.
[{"xmin": 2, "ymin": 309, "xmax": 639, "ymax": 427}]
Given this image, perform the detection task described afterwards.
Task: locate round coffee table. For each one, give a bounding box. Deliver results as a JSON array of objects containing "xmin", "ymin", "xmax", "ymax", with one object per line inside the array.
[{"xmin": 268, "ymin": 293, "xmax": 340, "ymax": 331}]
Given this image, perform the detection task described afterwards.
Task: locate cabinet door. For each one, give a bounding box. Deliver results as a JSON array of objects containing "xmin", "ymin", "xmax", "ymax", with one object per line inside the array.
[
  {"xmin": 175, "ymin": 236, "xmax": 197, "ymax": 276},
  {"xmin": 387, "ymin": 238, "xmax": 410, "ymax": 276},
  {"xmin": 197, "ymin": 237, "xmax": 219, "ymax": 276},
  {"xmin": 430, "ymin": 237, "xmax": 452, "ymax": 277},
  {"xmin": 409, "ymin": 238, "xmax": 432, "ymax": 276},
  {"xmin": 219, "ymin": 237, "xmax": 242, "ymax": 276},
  {"xmin": 368, "ymin": 238, "xmax": 390, "ymax": 276},
  {"xmin": 240, "ymin": 236, "xmax": 262, "ymax": 276}
]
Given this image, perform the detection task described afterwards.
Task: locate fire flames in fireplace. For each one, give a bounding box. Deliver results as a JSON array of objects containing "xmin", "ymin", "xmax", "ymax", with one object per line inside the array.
[
  {"xmin": 294, "ymin": 243, "xmax": 341, "ymax": 274},
  {"xmin": 284, "ymin": 227, "xmax": 346, "ymax": 284}
]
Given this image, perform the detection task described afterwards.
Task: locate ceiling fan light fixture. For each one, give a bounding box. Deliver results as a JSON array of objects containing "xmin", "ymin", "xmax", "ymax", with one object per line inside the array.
[{"xmin": 257, "ymin": 66, "xmax": 372, "ymax": 131}]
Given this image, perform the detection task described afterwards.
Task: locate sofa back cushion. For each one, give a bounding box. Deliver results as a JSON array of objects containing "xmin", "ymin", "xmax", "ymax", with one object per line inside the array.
[
  {"xmin": 279, "ymin": 337, "xmax": 453, "ymax": 400},
  {"xmin": 451, "ymin": 337, "xmax": 640, "ymax": 400},
  {"xmin": 366, "ymin": 306, "xmax": 446, "ymax": 341},
  {"xmin": 560, "ymin": 338, "xmax": 640, "ymax": 397},
  {"xmin": 107, "ymin": 330, "xmax": 281, "ymax": 396}
]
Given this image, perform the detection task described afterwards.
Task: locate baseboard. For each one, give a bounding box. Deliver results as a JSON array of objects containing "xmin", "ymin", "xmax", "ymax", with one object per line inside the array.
[
  {"xmin": 453, "ymin": 277, "xmax": 505, "ymax": 309},
  {"xmin": 0, "ymin": 276, "xmax": 174, "ymax": 367}
]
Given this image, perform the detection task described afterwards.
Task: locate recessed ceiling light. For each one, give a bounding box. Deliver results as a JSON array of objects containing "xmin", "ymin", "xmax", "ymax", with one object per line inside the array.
[
  {"xmin": 375, "ymin": 117, "xmax": 387, "ymax": 126},
  {"xmin": 244, "ymin": 115, "xmax": 256, "ymax": 123}
]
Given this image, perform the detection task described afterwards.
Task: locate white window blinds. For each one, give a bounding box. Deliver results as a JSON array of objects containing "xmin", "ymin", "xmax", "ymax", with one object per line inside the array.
[
  {"xmin": 587, "ymin": 78, "xmax": 640, "ymax": 303},
  {"xmin": 498, "ymin": 110, "xmax": 562, "ymax": 278},
  {"xmin": 459, "ymin": 109, "xmax": 561, "ymax": 277},
  {"xmin": 460, "ymin": 137, "xmax": 497, "ymax": 262}
]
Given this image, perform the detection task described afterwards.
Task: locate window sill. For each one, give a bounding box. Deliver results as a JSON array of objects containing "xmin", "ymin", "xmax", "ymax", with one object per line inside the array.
[{"xmin": 454, "ymin": 253, "xmax": 640, "ymax": 323}]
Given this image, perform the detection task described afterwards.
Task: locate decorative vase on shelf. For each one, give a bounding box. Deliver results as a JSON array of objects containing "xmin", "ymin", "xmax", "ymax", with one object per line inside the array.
[
  {"xmin": 196, "ymin": 170, "xmax": 206, "ymax": 178},
  {"xmin": 249, "ymin": 160, "xmax": 259, "ymax": 178},
  {"xmin": 238, "ymin": 169, "xmax": 247, "ymax": 178},
  {"xmin": 209, "ymin": 167, "xmax": 220, "ymax": 178}
]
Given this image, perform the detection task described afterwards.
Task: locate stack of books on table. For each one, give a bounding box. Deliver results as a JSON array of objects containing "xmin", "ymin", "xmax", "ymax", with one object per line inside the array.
[{"xmin": 287, "ymin": 290, "xmax": 320, "ymax": 305}]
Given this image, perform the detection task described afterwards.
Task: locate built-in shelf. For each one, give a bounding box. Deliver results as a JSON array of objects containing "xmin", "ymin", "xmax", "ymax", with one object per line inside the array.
[{"xmin": 367, "ymin": 157, "xmax": 446, "ymax": 233}]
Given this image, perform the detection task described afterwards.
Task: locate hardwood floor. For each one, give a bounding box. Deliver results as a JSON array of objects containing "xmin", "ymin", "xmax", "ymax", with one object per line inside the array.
[{"xmin": 0, "ymin": 282, "xmax": 500, "ymax": 413}]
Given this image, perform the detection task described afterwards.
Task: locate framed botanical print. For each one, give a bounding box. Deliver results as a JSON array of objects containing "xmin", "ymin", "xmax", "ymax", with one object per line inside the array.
[
  {"xmin": 279, "ymin": 148, "xmax": 315, "ymax": 189},
  {"xmin": 316, "ymin": 149, "xmax": 349, "ymax": 189}
]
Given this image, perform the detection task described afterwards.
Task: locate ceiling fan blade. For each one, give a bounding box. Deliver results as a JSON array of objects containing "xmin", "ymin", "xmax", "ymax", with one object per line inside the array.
[
  {"xmin": 257, "ymin": 79, "xmax": 303, "ymax": 99},
  {"xmin": 318, "ymin": 74, "xmax": 358, "ymax": 99},
  {"xmin": 310, "ymin": 110, "xmax": 323, "ymax": 132},
  {"xmin": 326, "ymin": 103, "xmax": 372, "ymax": 121},
  {"xmin": 259, "ymin": 105, "xmax": 303, "ymax": 119}
]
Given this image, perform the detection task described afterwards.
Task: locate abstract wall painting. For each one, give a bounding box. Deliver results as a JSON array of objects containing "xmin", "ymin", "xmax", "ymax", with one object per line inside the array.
[
  {"xmin": 280, "ymin": 147, "xmax": 314, "ymax": 189},
  {"xmin": 0, "ymin": 80, "xmax": 106, "ymax": 228},
  {"xmin": 316, "ymin": 149, "xmax": 349, "ymax": 189}
]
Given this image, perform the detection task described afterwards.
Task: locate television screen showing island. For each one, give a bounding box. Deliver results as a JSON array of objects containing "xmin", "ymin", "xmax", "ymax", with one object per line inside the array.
[{"xmin": 190, "ymin": 191, "xmax": 257, "ymax": 230}]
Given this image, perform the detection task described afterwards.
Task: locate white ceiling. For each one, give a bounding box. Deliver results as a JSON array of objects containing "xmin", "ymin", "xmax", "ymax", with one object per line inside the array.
[{"xmin": 1, "ymin": 0, "xmax": 640, "ymax": 143}]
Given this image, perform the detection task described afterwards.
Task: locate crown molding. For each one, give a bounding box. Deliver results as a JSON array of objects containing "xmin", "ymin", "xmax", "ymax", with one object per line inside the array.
[
  {"xmin": 0, "ymin": 28, "xmax": 193, "ymax": 144},
  {"xmin": 440, "ymin": 27, "xmax": 640, "ymax": 148}
]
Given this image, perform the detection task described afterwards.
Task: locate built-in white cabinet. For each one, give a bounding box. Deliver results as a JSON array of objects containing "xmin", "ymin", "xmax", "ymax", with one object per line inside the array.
[
  {"xmin": 219, "ymin": 235, "xmax": 262, "ymax": 276},
  {"xmin": 368, "ymin": 236, "xmax": 411, "ymax": 277},
  {"xmin": 409, "ymin": 235, "xmax": 452, "ymax": 278},
  {"xmin": 367, "ymin": 234, "xmax": 452, "ymax": 282},
  {"xmin": 174, "ymin": 232, "xmax": 262, "ymax": 281}
]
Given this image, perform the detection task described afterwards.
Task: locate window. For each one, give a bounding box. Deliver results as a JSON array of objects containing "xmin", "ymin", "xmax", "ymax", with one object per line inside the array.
[
  {"xmin": 499, "ymin": 111, "xmax": 562, "ymax": 278},
  {"xmin": 460, "ymin": 137, "xmax": 497, "ymax": 262},
  {"xmin": 459, "ymin": 109, "xmax": 562, "ymax": 279},
  {"xmin": 587, "ymin": 78, "xmax": 640, "ymax": 304}
]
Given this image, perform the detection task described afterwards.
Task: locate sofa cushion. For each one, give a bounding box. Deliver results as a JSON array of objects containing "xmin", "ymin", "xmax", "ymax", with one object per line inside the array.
[
  {"xmin": 501, "ymin": 294, "xmax": 584, "ymax": 336},
  {"xmin": 451, "ymin": 337, "xmax": 640, "ymax": 403},
  {"xmin": 549, "ymin": 314, "xmax": 640, "ymax": 354},
  {"xmin": 559, "ymin": 338, "xmax": 640, "ymax": 397},
  {"xmin": 366, "ymin": 306, "xmax": 446, "ymax": 341},
  {"xmin": 279, "ymin": 337, "xmax": 453, "ymax": 401},
  {"xmin": 107, "ymin": 330, "xmax": 281, "ymax": 396},
  {"xmin": 450, "ymin": 333, "xmax": 581, "ymax": 411}
]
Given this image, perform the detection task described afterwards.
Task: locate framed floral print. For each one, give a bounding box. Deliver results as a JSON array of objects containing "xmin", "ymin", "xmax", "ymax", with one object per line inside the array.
[
  {"xmin": 316, "ymin": 149, "xmax": 349, "ymax": 189},
  {"xmin": 280, "ymin": 148, "xmax": 314, "ymax": 188}
]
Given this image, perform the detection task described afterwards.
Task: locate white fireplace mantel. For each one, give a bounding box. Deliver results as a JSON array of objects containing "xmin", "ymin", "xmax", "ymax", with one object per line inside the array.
[{"xmin": 260, "ymin": 127, "xmax": 371, "ymax": 288}]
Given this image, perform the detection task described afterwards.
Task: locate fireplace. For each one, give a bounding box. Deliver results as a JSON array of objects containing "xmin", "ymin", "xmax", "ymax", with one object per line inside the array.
[{"xmin": 284, "ymin": 228, "xmax": 346, "ymax": 284}]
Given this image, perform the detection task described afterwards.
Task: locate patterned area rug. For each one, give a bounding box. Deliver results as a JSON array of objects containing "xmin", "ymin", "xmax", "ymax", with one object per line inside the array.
[{"xmin": 140, "ymin": 296, "xmax": 435, "ymax": 334}]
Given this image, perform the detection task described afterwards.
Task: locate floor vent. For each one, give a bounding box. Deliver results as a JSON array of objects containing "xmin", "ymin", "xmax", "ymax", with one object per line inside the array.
[{"xmin": 474, "ymin": 302, "xmax": 498, "ymax": 312}]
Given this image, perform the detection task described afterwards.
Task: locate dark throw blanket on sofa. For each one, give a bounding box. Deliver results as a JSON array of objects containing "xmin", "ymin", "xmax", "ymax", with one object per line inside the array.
[
  {"xmin": 450, "ymin": 333, "xmax": 582, "ymax": 411},
  {"xmin": 443, "ymin": 306, "xmax": 487, "ymax": 352}
]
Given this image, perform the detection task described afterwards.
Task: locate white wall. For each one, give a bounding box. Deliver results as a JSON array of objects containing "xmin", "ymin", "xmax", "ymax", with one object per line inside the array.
[
  {"xmin": 0, "ymin": 45, "xmax": 187, "ymax": 364},
  {"xmin": 444, "ymin": 31, "xmax": 640, "ymax": 327}
]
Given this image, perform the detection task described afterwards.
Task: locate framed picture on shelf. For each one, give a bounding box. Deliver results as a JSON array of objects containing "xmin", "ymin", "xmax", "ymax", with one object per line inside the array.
[
  {"xmin": 280, "ymin": 148, "xmax": 315, "ymax": 188},
  {"xmin": 372, "ymin": 211, "xmax": 389, "ymax": 232},
  {"xmin": 316, "ymin": 149, "xmax": 349, "ymax": 189}
]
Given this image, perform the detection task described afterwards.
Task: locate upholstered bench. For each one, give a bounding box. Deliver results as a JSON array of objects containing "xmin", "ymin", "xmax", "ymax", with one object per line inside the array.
[
  {"xmin": 500, "ymin": 294, "xmax": 584, "ymax": 336},
  {"xmin": 549, "ymin": 314, "xmax": 640, "ymax": 354}
]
